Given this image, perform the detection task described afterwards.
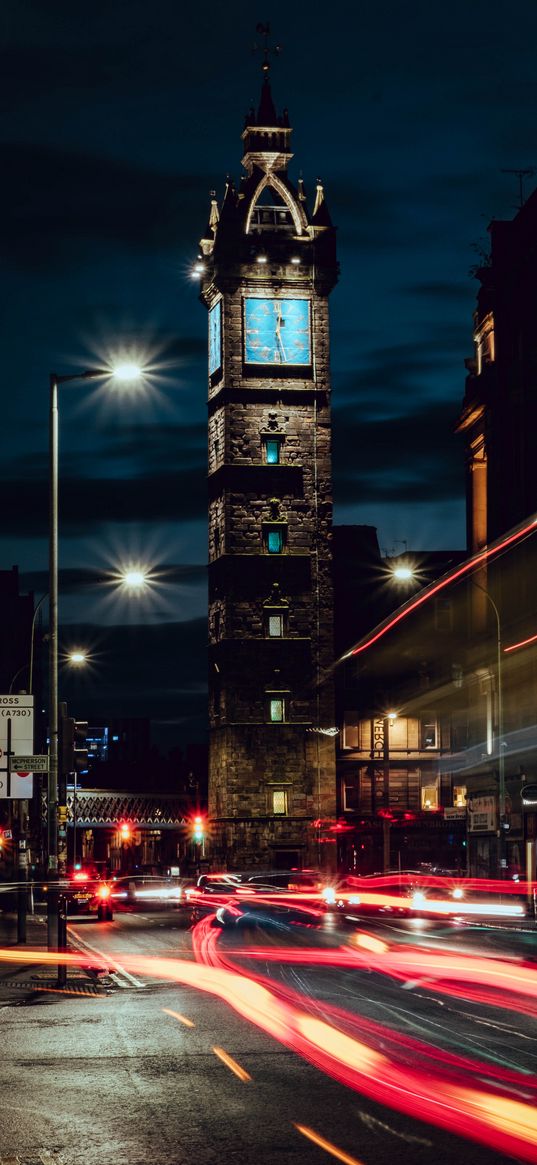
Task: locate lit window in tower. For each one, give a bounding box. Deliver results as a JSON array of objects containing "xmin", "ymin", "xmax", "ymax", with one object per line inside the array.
[
  {"xmin": 269, "ymin": 697, "xmax": 285, "ymax": 722},
  {"xmin": 268, "ymin": 614, "xmax": 284, "ymax": 637},
  {"xmin": 267, "ymin": 528, "xmax": 284, "ymax": 554},
  {"xmin": 263, "ymin": 437, "xmax": 281, "ymax": 464},
  {"xmin": 272, "ymin": 790, "xmax": 287, "ymax": 815}
]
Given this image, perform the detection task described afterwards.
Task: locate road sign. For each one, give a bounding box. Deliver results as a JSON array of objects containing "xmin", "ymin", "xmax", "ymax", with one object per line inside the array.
[
  {"xmin": 0, "ymin": 694, "xmax": 35, "ymax": 798},
  {"xmin": 9, "ymin": 755, "xmax": 48, "ymax": 773}
]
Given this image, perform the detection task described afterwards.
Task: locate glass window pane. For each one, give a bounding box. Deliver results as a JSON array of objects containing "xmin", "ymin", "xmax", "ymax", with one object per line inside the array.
[
  {"xmin": 421, "ymin": 785, "xmax": 438, "ymax": 811},
  {"xmin": 270, "ymin": 698, "xmax": 284, "ymax": 722},
  {"xmin": 272, "ymin": 790, "xmax": 287, "ymax": 815},
  {"xmin": 267, "ymin": 529, "xmax": 283, "ymax": 553},
  {"xmin": 268, "ymin": 614, "xmax": 283, "ymax": 637},
  {"xmin": 265, "ymin": 439, "xmax": 280, "ymax": 464}
]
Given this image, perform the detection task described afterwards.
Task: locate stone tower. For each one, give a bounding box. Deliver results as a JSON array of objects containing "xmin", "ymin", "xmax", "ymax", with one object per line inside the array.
[{"xmin": 197, "ymin": 58, "xmax": 338, "ymax": 871}]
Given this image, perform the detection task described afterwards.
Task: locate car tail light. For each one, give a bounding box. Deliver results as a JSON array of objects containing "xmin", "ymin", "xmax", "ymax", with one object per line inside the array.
[
  {"xmin": 72, "ymin": 870, "xmax": 87, "ymax": 882},
  {"xmin": 97, "ymin": 884, "xmax": 111, "ymax": 900}
]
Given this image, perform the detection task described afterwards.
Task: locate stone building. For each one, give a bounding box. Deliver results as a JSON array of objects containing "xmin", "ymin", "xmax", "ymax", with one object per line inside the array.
[{"xmin": 196, "ymin": 60, "xmax": 338, "ymax": 870}]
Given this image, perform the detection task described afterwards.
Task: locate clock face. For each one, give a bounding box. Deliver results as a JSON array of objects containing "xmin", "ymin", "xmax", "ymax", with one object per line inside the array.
[
  {"xmin": 244, "ymin": 298, "xmax": 311, "ymax": 366},
  {"xmin": 209, "ymin": 300, "xmax": 222, "ymax": 376}
]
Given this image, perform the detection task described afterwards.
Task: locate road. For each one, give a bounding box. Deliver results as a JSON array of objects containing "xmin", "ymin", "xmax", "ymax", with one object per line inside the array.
[{"xmin": 1, "ymin": 906, "xmax": 536, "ymax": 1165}]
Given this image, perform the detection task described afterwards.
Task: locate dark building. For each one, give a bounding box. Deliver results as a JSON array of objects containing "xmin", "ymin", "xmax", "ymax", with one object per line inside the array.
[
  {"xmin": 456, "ymin": 188, "xmax": 537, "ymax": 880},
  {"xmin": 333, "ymin": 537, "xmax": 467, "ymax": 874},
  {"xmin": 197, "ymin": 60, "xmax": 338, "ymax": 870}
]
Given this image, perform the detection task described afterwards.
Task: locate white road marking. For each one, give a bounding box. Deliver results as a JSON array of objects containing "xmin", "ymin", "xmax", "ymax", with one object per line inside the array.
[{"xmin": 67, "ymin": 925, "xmax": 145, "ymax": 988}]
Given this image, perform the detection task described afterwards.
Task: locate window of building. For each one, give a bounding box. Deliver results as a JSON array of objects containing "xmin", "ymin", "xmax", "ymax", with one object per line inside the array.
[
  {"xmin": 435, "ymin": 598, "xmax": 452, "ymax": 633},
  {"xmin": 268, "ymin": 613, "xmax": 284, "ymax": 637},
  {"xmin": 263, "ymin": 437, "xmax": 282, "ymax": 465},
  {"xmin": 265, "ymin": 526, "xmax": 285, "ymax": 554},
  {"xmin": 343, "ymin": 782, "xmax": 360, "ymax": 811},
  {"xmin": 453, "ymin": 785, "xmax": 467, "ymax": 808},
  {"xmin": 272, "ymin": 789, "xmax": 288, "ymax": 815},
  {"xmin": 214, "ymin": 525, "xmax": 221, "ymax": 555},
  {"xmin": 267, "ymin": 692, "xmax": 287, "ymax": 722},
  {"xmin": 213, "ymin": 610, "xmax": 221, "ymax": 640},
  {"xmin": 421, "ymin": 784, "xmax": 438, "ymax": 811},
  {"xmin": 421, "ymin": 719, "xmax": 438, "ymax": 749}
]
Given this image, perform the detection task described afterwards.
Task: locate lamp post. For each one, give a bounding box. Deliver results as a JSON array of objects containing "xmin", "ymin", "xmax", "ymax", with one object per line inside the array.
[{"xmin": 47, "ymin": 364, "xmax": 141, "ymax": 954}]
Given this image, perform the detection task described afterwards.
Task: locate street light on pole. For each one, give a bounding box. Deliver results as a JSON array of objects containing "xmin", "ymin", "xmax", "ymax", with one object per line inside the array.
[{"xmin": 48, "ymin": 362, "xmax": 141, "ymax": 954}]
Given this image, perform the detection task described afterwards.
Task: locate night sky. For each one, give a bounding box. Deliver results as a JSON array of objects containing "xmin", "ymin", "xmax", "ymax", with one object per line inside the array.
[{"xmin": 2, "ymin": 0, "xmax": 537, "ymax": 751}]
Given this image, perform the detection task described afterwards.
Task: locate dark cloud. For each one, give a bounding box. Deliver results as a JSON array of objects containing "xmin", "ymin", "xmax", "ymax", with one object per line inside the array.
[
  {"xmin": 333, "ymin": 399, "xmax": 465, "ymax": 506},
  {"xmin": 334, "ymin": 329, "xmax": 469, "ymax": 412},
  {"xmin": 0, "ymin": 142, "xmax": 207, "ymax": 272},
  {"xmin": 1, "ymin": 468, "xmax": 207, "ymax": 536},
  {"xmin": 59, "ymin": 617, "xmax": 208, "ymax": 739},
  {"xmin": 20, "ymin": 564, "xmax": 207, "ymax": 595}
]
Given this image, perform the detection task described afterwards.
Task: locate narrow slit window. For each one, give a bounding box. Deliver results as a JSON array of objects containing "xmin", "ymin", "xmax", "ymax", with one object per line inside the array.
[
  {"xmin": 270, "ymin": 697, "xmax": 285, "ymax": 722},
  {"xmin": 272, "ymin": 790, "xmax": 287, "ymax": 815},
  {"xmin": 268, "ymin": 614, "xmax": 284, "ymax": 637},
  {"xmin": 267, "ymin": 528, "xmax": 284, "ymax": 554},
  {"xmin": 263, "ymin": 438, "xmax": 281, "ymax": 464}
]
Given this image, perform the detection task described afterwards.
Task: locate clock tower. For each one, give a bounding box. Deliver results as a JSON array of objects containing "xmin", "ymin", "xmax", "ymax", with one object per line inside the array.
[{"xmin": 197, "ymin": 55, "xmax": 338, "ymax": 870}]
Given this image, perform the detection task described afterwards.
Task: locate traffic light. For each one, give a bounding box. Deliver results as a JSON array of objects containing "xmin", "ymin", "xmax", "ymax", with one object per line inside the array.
[
  {"xmin": 73, "ymin": 720, "xmax": 88, "ymax": 774},
  {"xmin": 59, "ymin": 710, "xmax": 88, "ymax": 775},
  {"xmin": 192, "ymin": 814, "xmax": 206, "ymax": 844}
]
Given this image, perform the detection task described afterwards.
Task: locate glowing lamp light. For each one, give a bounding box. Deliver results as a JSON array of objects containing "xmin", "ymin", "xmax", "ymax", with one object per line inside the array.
[
  {"xmin": 111, "ymin": 362, "xmax": 142, "ymax": 382},
  {"xmin": 291, "ymin": 256, "xmax": 301, "ymax": 264},
  {"xmin": 392, "ymin": 566, "xmax": 414, "ymax": 581},
  {"xmin": 452, "ymin": 887, "xmax": 465, "ymax": 900},
  {"xmin": 119, "ymin": 823, "xmax": 132, "ymax": 841},
  {"xmin": 121, "ymin": 569, "xmax": 148, "ymax": 590},
  {"xmin": 387, "ymin": 711, "xmax": 397, "ymax": 721},
  {"xmin": 192, "ymin": 261, "xmax": 205, "ymax": 277},
  {"xmin": 256, "ymin": 254, "xmax": 268, "ymax": 264},
  {"xmin": 68, "ymin": 651, "xmax": 87, "ymax": 666}
]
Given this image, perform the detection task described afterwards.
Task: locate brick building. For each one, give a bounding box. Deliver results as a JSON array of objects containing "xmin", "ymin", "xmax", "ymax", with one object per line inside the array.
[{"xmin": 197, "ymin": 60, "xmax": 338, "ymax": 870}]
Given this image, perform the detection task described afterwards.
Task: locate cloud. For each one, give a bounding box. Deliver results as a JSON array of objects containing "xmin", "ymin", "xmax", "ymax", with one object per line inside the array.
[
  {"xmin": 59, "ymin": 617, "xmax": 208, "ymax": 744},
  {"xmin": 0, "ymin": 467, "xmax": 207, "ymax": 536},
  {"xmin": 20, "ymin": 563, "xmax": 207, "ymax": 595},
  {"xmin": 0, "ymin": 141, "xmax": 208, "ymax": 272},
  {"xmin": 333, "ymin": 398, "xmax": 465, "ymax": 506}
]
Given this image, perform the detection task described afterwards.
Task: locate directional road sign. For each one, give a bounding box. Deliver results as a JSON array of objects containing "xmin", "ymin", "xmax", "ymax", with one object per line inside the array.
[{"xmin": 9, "ymin": 755, "xmax": 49, "ymax": 773}]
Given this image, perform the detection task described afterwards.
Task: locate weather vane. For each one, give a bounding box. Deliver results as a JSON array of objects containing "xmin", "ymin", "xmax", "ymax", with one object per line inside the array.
[{"xmin": 252, "ymin": 22, "xmax": 282, "ymax": 74}]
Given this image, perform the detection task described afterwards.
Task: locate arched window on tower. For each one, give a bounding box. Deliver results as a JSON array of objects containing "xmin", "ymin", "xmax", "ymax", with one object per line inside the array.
[{"xmin": 249, "ymin": 184, "xmax": 296, "ymax": 235}]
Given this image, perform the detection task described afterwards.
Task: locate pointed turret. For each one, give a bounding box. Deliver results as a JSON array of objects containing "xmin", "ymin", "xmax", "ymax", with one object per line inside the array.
[
  {"xmin": 241, "ymin": 63, "xmax": 293, "ymax": 176},
  {"xmin": 199, "ymin": 190, "xmax": 220, "ymax": 255},
  {"xmin": 311, "ymin": 179, "xmax": 333, "ymax": 228}
]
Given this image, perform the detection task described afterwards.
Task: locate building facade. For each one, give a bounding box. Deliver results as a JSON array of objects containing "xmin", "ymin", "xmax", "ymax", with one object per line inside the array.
[{"xmin": 197, "ymin": 62, "xmax": 338, "ymax": 870}]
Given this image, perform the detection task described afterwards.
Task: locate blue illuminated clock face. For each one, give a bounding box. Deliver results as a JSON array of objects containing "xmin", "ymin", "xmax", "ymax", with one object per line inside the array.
[
  {"xmin": 209, "ymin": 300, "xmax": 222, "ymax": 376},
  {"xmin": 244, "ymin": 298, "xmax": 311, "ymax": 366}
]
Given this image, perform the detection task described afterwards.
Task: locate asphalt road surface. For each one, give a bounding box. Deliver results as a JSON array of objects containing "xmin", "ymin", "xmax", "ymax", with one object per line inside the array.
[{"xmin": 1, "ymin": 907, "xmax": 536, "ymax": 1165}]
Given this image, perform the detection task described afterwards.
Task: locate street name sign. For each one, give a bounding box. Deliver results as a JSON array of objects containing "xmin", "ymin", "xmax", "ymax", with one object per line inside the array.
[{"xmin": 9, "ymin": 755, "xmax": 48, "ymax": 773}]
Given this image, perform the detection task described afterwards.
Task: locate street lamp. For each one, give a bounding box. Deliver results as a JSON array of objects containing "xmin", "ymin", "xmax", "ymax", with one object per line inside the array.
[{"xmin": 48, "ymin": 363, "xmax": 141, "ymax": 951}]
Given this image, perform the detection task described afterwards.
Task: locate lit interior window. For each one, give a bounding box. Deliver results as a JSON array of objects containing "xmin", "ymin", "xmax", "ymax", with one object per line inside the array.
[
  {"xmin": 454, "ymin": 785, "xmax": 467, "ymax": 808},
  {"xmin": 267, "ymin": 528, "xmax": 284, "ymax": 554},
  {"xmin": 421, "ymin": 785, "xmax": 438, "ymax": 811},
  {"xmin": 264, "ymin": 438, "xmax": 281, "ymax": 464},
  {"xmin": 270, "ymin": 698, "xmax": 285, "ymax": 722},
  {"xmin": 272, "ymin": 790, "xmax": 287, "ymax": 815},
  {"xmin": 268, "ymin": 614, "xmax": 283, "ymax": 637}
]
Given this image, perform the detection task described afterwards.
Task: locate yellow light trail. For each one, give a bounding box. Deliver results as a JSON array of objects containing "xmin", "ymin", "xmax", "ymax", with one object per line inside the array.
[
  {"xmin": 295, "ymin": 1124, "xmax": 365, "ymax": 1165},
  {"xmin": 212, "ymin": 1046, "xmax": 252, "ymax": 1082},
  {"xmin": 162, "ymin": 1008, "xmax": 195, "ymax": 1028}
]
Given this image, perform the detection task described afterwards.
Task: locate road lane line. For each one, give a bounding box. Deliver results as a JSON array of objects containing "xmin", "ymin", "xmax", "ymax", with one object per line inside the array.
[
  {"xmin": 212, "ymin": 1046, "xmax": 252, "ymax": 1081},
  {"xmin": 163, "ymin": 1007, "xmax": 195, "ymax": 1027},
  {"xmin": 294, "ymin": 1124, "xmax": 365, "ymax": 1165},
  {"xmin": 67, "ymin": 925, "xmax": 145, "ymax": 988}
]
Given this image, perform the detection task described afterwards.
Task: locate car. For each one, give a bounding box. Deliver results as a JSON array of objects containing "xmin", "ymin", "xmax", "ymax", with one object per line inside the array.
[
  {"xmin": 64, "ymin": 869, "xmax": 114, "ymax": 921},
  {"xmin": 188, "ymin": 870, "xmax": 328, "ymax": 929},
  {"xmin": 109, "ymin": 874, "xmax": 191, "ymax": 911}
]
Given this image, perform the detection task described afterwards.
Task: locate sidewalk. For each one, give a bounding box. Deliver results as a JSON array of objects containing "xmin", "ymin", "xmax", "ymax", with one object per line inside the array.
[{"xmin": 0, "ymin": 909, "xmax": 105, "ymax": 1001}]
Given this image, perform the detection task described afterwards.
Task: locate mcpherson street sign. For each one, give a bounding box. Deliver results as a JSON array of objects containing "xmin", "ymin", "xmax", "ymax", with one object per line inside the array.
[{"xmin": 9, "ymin": 755, "xmax": 49, "ymax": 773}]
